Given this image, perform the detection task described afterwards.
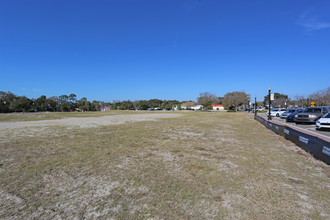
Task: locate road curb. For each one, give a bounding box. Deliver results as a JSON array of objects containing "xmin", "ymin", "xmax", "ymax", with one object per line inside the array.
[
  {"xmin": 253, "ymin": 114, "xmax": 330, "ymax": 165},
  {"xmin": 257, "ymin": 114, "xmax": 330, "ymax": 142}
]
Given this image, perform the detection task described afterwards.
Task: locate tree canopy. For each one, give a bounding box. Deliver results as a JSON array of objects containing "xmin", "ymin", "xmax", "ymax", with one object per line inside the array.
[
  {"xmin": 263, "ymin": 93, "xmax": 289, "ymax": 107},
  {"xmin": 223, "ymin": 91, "xmax": 250, "ymax": 111},
  {"xmin": 197, "ymin": 92, "xmax": 219, "ymax": 110},
  {"xmin": 308, "ymin": 87, "xmax": 330, "ymax": 106}
]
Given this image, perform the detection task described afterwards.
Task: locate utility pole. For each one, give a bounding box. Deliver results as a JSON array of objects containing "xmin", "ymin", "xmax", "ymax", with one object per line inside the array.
[
  {"xmin": 268, "ymin": 87, "xmax": 271, "ymax": 121},
  {"xmin": 254, "ymin": 96, "xmax": 257, "ymax": 116}
]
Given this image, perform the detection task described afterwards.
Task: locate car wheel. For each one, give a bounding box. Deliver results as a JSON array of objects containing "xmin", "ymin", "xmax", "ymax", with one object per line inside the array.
[{"xmin": 276, "ymin": 113, "xmax": 279, "ymax": 117}]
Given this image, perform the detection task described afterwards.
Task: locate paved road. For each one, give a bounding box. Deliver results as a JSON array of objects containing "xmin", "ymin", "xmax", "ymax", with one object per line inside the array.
[{"xmin": 257, "ymin": 113, "xmax": 330, "ymax": 139}]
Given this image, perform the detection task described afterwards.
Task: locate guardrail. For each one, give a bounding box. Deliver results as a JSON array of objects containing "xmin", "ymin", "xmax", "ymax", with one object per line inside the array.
[{"xmin": 254, "ymin": 115, "xmax": 330, "ymax": 165}]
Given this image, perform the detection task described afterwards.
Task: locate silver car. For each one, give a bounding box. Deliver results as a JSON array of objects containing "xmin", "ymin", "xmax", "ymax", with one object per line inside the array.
[
  {"xmin": 280, "ymin": 108, "xmax": 303, "ymax": 119},
  {"xmin": 268, "ymin": 108, "xmax": 286, "ymax": 117},
  {"xmin": 295, "ymin": 106, "xmax": 330, "ymax": 124}
]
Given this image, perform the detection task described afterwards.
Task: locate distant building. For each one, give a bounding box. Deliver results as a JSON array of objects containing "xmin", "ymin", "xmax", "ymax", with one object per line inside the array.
[
  {"xmin": 212, "ymin": 104, "xmax": 224, "ymax": 111},
  {"xmin": 101, "ymin": 106, "xmax": 111, "ymax": 111},
  {"xmin": 191, "ymin": 105, "xmax": 203, "ymax": 110},
  {"xmin": 181, "ymin": 101, "xmax": 197, "ymax": 110}
]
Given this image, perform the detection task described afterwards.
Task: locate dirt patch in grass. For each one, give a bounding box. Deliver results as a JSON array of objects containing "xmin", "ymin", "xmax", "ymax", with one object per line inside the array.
[
  {"xmin": 0, "ymin": 113, "xmax": 182, "ymax": 130},
  {"xmin": 0, "ymin": 110, "xmax": 173, "ymax": 122},
  {"xmin": 0, "ymin": 113, "xmax": 182, "ymax": 142},
  {"xmin": 0, "ymin": 111, "xmax": 329, "ymax": 219}
]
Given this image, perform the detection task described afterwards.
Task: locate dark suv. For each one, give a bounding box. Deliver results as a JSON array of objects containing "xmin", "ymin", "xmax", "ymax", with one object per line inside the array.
[{"xmin": 294, "ymin": 106, "xmax": 330, "ymax": 124}]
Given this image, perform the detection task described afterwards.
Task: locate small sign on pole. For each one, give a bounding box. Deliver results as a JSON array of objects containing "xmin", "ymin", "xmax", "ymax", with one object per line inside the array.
[
  {"xmin": 311, "ymin": 101, "xmax": 315, "ymax": 107},
  {"xmin": 270, "ymin": 93, "xmax": 274, "ymax": 101}
]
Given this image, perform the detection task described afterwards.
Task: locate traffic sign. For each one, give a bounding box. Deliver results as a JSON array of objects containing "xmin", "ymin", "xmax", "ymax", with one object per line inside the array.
[{"xmin": 311, "ymin": 101, "xmax": 315, "ymax": 107}]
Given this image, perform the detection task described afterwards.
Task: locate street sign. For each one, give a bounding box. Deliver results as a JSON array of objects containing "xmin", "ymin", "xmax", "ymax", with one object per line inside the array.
[
  {"xmin": 311, "ymin": 101, "xmax": 315, "ymax": 107},
  {"xmin": 270, "ymin": 93, "xmax": 274, "ymax": 101}
]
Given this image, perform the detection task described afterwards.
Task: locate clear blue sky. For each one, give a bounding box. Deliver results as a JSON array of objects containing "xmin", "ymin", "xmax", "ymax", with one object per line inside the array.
[{"xmin": 1, "ymin": 0, "xmax": 329, "ymax": 102}]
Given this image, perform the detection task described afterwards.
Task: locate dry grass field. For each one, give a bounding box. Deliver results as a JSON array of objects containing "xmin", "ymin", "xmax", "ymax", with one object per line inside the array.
[{"xmin": 0, "ymin": 111, "xmax": 329, "ymax": 219}]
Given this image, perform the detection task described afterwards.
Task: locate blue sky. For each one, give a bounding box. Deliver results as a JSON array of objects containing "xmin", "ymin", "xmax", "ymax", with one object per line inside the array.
[{"xmin": 1, "ymin": 0, "xmax": 329, "ymax": 102}]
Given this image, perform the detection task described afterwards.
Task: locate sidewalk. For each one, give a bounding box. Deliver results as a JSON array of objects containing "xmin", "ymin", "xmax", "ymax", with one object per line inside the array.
[{"xmin": 251, "ymin": 112, "xmax": 330, "ymax": 142}]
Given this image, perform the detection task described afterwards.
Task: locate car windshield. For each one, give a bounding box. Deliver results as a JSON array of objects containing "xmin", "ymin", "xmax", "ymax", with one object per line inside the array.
[
  {"xmin": 271, "ymin": 109, "xmax": 279, "ymax": 111},
  {"xmin": 322, "ymin": 113, "xmax": 330, "ymax": 118},
  {"xmin": 288, "ymin": 109, "xmax": 296, "ymax": 113},
  {"xmin": 292, "ymin": 110, "xmax": 303, "ymax": 115},
  {"xmin": 304, "ymin": 108, "xmax": 321, "ymax": 113}
]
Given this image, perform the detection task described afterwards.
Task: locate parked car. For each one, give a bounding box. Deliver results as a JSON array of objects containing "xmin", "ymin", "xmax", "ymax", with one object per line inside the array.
[
  {"xmin": 267, "ymin": 108, "xmax": 277, "ymax": 116},
  {"xmin": 294, "ymin": 106, "xmax": 330, "ymax": 124},
  {"xmin": 316, "ymin": 113, "xmax": 330, "ymax": 130},
  {"xmin": 267, "ymin": 108, "xmax": 287, "ymax": 117},
  {"xmin": 280, "ymin": 108, "xmax": 301, "ymax": 119},
  {"xmin": 286, "ymin": 109, "xmax": 304, "ymax": 122}
]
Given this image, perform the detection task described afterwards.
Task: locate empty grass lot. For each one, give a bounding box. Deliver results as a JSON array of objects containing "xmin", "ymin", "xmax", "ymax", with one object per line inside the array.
[{"xmin": 0, "ymin": 111, "xmax": 329, "ymax": 219}]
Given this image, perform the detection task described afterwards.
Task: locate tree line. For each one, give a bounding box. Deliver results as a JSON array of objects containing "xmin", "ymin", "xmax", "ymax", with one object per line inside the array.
[
  {"xmin": 1, "ymin": 87, "xmax": 328, "ymax": 113},
  {"xmin": 0, "ymin": 90, "xmax": 259, "ymax": 113},
  {"xmin": 197, "ymin": 87, "xmax": 330, "ymax": 111},
  {"xmin": 0, "ymin": 91, "xmax": 185, "ymax": 113},
  {"xmin": 296, "ymin": 87, "xmax": 330, "ymax": 107},
  {"xmin": 197, "ymin": 91, "xmax": 250, "ymax": 111},
  {"xmin": 0, "ymin": 92, "xmax": 100, "ymax": 113},
  {"xmin": 262, "ymin": 87, "xmax": 330, "ymax": 108}
]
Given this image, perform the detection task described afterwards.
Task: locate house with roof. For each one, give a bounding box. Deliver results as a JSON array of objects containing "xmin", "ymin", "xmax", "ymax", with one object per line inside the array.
[
  {"xmin": 211, "ymin": 104, "xmax": 224, "ymax": 111},
  {"xmin": 101, "ymin": 106, "xmax": 111, "ymax": 111}
]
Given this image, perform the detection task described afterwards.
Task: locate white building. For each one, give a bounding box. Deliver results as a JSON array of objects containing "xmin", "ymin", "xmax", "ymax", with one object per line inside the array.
[
  {"xmin": 211, "ymin": 104, "xmax": 224, "ymax": 111},
  {"xmin": 191, "ymin": 105, "xmax": 203, "ymax": 110}
]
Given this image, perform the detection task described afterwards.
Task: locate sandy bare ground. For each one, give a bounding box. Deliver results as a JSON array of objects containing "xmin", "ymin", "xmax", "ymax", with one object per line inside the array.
[
  {"xmin": 0, "ymin": 113, "xmax": 182, "ymax": 130},
  {"xmin": 1, "ymin": 112, "xmax": 329, "ymax": 219}
]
